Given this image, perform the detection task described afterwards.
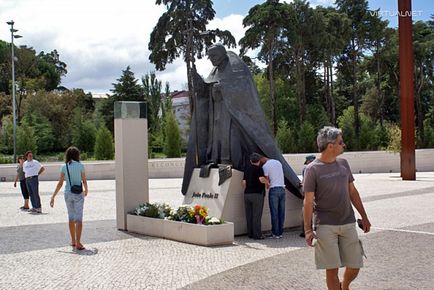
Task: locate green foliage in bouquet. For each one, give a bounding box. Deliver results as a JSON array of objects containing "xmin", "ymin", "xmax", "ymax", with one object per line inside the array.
[
  {"xmin": 168, "ymin": 205, "xmax": 196, "ymax": 223},
  {"xmin": 130, "ymin": 202, "xmax": 159, "ymax": 218}
]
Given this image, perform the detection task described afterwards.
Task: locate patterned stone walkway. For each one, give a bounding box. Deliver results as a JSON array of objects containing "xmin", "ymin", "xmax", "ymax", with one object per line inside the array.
[{"xmin": 1, "ymin": 173, "xmax": 433, "ymax": 289}]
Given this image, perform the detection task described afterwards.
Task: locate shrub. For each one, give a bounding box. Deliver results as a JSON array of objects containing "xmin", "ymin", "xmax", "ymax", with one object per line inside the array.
[
  {"xmin": 163, "ymin": 110, "xmax": 181, "ymax": 158},
  {"xmin": 23, "ymin": 113, "xmax": 55, "ymax": 153},
  {"xmin": 0, "ymin": 116, "xmax": 13, "ymax": 154},
  {"xmin": 71, "ymin": 109, "xmax": 97, "ymax": 153},
  {"xmin": 298, "ymin": 121, "xmax": 316, "ymax": 153},
  {"xmin": 386, "ymin": 123, "xmax": 401, "ymax": 152},
  {"xmin": 0, "ymin": 155, "xmax": 13, "ymax": 164},
  {"xmin": 337, "ymin": 106, "xmax": 357, "ymax": 150},
  {"xmin": 276, "ymin": 120, "xmax": 293, "ymax": 153},
  {"xmin": 80, "ymin": 152, "xmax": 88, "ymax": 161},
  {"xmin": 423, "ymin": 112, "xmax": 434, "ymax": 148},
  {"xmin": 94, "ymin": 126, "xmax": 114, "ymax": 160},
  {"xmin": 57, "ymin": 152, "xmax": 65, "ymax": 161},
  {"xmin": 16, "ymin": 121, "xmax": 38, "ymax": 156},
  {"xmin": 359, "ymin": 114, "xmax": 376, "ymax": 150},
  {"xmin": 371, "ymin": 123, "xmax": 390, "ymax": 150}
]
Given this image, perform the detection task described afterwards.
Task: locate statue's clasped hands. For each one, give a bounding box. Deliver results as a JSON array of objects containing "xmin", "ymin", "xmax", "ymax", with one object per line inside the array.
[{"xmin": 212, "ymin": 82, "xmax": 223, "ymax": 101}]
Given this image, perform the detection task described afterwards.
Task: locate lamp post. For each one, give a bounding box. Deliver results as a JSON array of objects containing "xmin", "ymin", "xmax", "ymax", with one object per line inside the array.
[{"xmin": 6, "ymin": 20, "xmax": 22, "ymax": 163}]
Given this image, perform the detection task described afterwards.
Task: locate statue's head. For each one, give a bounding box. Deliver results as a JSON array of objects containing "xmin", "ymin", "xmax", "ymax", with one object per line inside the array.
[{"xmin": 207, "ymin": 44, "xmax": 228, "ymax": 67}]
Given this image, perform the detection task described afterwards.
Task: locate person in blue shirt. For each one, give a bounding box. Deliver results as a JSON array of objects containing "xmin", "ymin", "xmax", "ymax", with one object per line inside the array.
[{"xmin": 50, "ymin": 146, "xmax": 88, "ymax": 250}]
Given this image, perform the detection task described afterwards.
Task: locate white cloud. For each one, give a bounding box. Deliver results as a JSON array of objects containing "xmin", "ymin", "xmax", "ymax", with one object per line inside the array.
[
  {"xmin": 0, "ymin": 0, "xmax": 255, "ymax": 94},
  {"xmin": 0, "ymin": 0, "xmax": 165, "ymax": 93},
  {"xmin": 5, "ymin": 1, "xmax": 336, "ymax": 93}
]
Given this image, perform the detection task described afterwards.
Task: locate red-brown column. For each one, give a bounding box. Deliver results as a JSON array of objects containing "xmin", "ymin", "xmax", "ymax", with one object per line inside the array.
[{"xmin": 398, "ymin": 0, "xmax": 416, "ymax": 180}]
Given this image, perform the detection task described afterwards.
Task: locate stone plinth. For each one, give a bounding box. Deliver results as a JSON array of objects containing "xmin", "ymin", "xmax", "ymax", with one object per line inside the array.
[
  {"xmin": 115, "ymin": 101, "xmax": 149, "ymax": 230},
  {"xmin": 127, "ymin": 215, "xmax": 234, "ymax": 246},
  {"xmin": 183, "ymin": 168, "xmax": 303, "ymax": 235}
]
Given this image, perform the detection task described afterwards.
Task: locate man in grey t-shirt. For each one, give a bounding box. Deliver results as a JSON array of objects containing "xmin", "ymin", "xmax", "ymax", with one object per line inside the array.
[{"xmin": 303, "ymin": 126, "xmax": 371, "ymax": 290}]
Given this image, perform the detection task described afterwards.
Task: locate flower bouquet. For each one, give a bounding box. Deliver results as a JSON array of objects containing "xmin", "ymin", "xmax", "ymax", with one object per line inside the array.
[
  {"xmin": 188, "ymin": 205, "xmax": 208, "ymax": 224},
  {"xmin": 130, "ymin": 203, "xmax": 223, "ymax": 225}
]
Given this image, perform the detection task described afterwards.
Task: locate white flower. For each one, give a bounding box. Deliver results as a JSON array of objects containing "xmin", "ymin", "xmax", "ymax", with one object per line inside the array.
[{"xmin": 208, "ymin": 217, "xmax": 221, "ymax": 224}]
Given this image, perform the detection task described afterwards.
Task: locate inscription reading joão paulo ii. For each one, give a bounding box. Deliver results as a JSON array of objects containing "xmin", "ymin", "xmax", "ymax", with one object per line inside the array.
[{"xmin": 192, "ymin": 191, "xmax": 220, "ymax": 199}]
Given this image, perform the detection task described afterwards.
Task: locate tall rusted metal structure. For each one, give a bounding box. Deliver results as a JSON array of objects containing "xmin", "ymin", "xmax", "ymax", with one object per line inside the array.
[{"xmin": 398, "ymin": 0, "xmax": 416, "ymax": 180}]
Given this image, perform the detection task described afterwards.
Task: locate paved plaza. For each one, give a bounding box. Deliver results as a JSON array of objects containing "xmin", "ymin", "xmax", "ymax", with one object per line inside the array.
[{"xmin": 1, "ymin": 172, "xmax": 434, "ymax": 289}]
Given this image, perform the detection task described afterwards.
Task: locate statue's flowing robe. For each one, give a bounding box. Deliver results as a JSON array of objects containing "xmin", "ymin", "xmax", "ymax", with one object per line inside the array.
[{"xmin": 182, "ymin": 51, "xmax": 302, "ymax": 199}]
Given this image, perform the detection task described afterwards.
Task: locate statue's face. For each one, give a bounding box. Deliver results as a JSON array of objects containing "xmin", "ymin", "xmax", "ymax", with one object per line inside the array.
[{"xmin": 207, "ymin": 49, "xmax": 225, "ymax": 66}]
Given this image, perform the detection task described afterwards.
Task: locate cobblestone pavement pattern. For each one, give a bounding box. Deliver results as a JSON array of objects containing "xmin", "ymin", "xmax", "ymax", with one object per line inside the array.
[{"xmin": 1, "ymin": 172, "xmax": 433, "ymax": 289}]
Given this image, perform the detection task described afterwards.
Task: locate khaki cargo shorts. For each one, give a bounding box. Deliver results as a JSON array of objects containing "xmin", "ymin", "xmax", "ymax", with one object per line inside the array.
[{"xmin": 314, "ymin": 223, "xmax": 365, "ymax": 269}]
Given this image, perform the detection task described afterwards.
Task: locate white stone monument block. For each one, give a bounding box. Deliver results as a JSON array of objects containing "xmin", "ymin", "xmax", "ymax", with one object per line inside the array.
[{"xmin": 183, "ymin": 168, "xmax": 303, "ymax": 235}]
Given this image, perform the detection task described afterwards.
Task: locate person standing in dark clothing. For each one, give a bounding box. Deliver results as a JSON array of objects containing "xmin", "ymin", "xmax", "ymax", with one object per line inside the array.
[
  {"xmin": 14, "ymin": 156, "xmax": 30, "ymax": 210},
  {"xmin": 243, "ymin": 161, "xmax": 266, "ymax": 240}
]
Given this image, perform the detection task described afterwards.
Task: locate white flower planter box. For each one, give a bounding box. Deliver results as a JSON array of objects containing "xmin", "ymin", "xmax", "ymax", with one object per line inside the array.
[{"xmin": 127, "ymin": 214, "xmax": 234, "ymax": 246}]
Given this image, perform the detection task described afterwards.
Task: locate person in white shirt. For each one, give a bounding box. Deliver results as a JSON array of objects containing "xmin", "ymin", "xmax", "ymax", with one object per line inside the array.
[
  {"xmin": 250, "ymin": 153, "xmax": 286, "ymax": 239},
  {"xmin": 23, "ymin": 151, "xmax": 45, "ymax": 213}
]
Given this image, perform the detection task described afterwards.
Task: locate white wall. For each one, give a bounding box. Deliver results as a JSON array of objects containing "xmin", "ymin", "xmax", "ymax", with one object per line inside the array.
[{"xmin": 0, "ymin": 149, "xmax": 433, "ymax": 182}]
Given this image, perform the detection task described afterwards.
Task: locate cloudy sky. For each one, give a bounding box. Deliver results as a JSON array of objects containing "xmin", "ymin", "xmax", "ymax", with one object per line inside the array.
[{"xmin": 0, "ymin": 0, "xmax": 431, "ymax": 94}]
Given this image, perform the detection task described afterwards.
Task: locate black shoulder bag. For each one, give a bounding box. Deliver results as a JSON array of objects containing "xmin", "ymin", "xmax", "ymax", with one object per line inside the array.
[{"xmin": 66, "ymin": 162, "xmax": 83, "ymax": 194}]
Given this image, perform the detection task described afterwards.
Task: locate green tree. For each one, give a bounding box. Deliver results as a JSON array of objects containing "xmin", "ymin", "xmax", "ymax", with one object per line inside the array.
[
  {"xmin": 423, "ymin": 107, "xmax": 434, "ymax": 148},
  {"xmin": 254, "ymin": 72, "xmax": 299, "ymax": 129},
  {"xmin": 161, "ymin": 82, "xmax": 172, "ymax": 120},
  {"xmin": 100, "ymin": 66, "xmax": 144, "ymax": 132},
  {"xmin": 22, "ymin": 113, "xmax": 55, "ymax": 153},
  {"xmin": 21, "ymin": 90, "xmax": 79, "ymax": 150},
  {"xmin": 297, "ymin": 121, "xmax": 316, "ymax": 153},
  {"xmin": 280, "ymin": 0, "xmax": 318, "ymax": 123},
  {"xmin": 163, "ymin": 110, "xmax": 181, "ymax": 158},
  {"xmin": 361, "ymin": 27, "xmax": 400, "ymax": 124},
  {"xmin": 358, "ymin": 113, "xmax": 376, "ymax": 150},
  {"xmin": 74, "ymin": 89, "xmax": 95, "ymax": 114},
  {"xmin": 315, "ymin": 7, "xmax": 351, "ymax": 124},
  {"xmin": 305, "ymin": 104, "xmax": 330, "ymax": 132},
  {"xmin": 16, "ymin": 120, "xmax": 37, "ymax": 156},
  {"xmin": 337, "ymin": 106, "xmax": 357, "ymax": 150},
  {"xmin": 149, "ymin": 0, "xmax": 236, "ymax": 113},
  {"xmin": 336, "ymin": 0, "xmax": 380, "ymax": 148},
  {"xmin": 364, "ymin": 15, "xmax": 388, "ymax": 124},
  {"xmin": 142, "ymin": 72, "xmax": 162, "ymax": 134},
  {"xmin": 276, "ymin": 120, "xmax": 294, "ymax": 153},
  {"xmin": 0, "ymin": 92, "xmax": 11, "ymax": 125},
  {"xmin": 71, "ymin": 108, "xmax": 97, "ymax": 153},
  {"xmin": 240, "ymin": 0, "xmax": 287, "ymax": 134},
  {"xmin": 94, "ymin": 126, "xmax": 114, "ymax": 160},
  {"xmin": 37, "ymin": 49, "xmax": 67, "ymax": 82},
  {"xmin": 370, "ymin": 122, "xmax": 390, "ymax": 150},
  {"xmin": 386, "ymin": 123, "xmax": 401, "ymax": 152},
  {"xmin": 0, "ymin": 115, "xmax": 13, "ymax": 154},
  {"xmin": 0, "ymin": 44, "xmax": 66, "ymax": 120},
  {"xmin": 0, "ymin": 40, "xmax": 11, "ymax": 94},
  {"xmin": 413, "ymin": 20, "xmax": 434, "ymax": 145}
]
